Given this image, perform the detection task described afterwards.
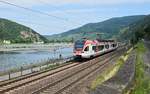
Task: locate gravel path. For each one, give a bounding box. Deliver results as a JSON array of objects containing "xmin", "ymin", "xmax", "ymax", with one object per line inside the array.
[
  {"xmin": 90, "ymin": 52, "xmax": 135, "ymax": 94},
  {"xmin": 143, "ymin": 41, "xmax": 150, "ymax": 75}
]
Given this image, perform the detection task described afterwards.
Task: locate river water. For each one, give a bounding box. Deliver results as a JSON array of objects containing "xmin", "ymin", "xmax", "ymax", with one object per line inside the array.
[{"xmin": 0, "ymin": 47, "xmax": 73, "ymax": 72}]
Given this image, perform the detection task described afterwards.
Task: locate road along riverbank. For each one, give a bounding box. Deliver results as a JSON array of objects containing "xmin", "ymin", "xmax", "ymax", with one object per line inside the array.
[{"xmin": 0, "ymin": 43, "xmax": 73, "ymax": 52}]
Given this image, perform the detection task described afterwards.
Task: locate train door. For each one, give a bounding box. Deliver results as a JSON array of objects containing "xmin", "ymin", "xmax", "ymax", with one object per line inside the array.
[
  {"xmin": 84, "ymin": 44, "xmax": 94, "ymax": 58},
  {"xmin": 104, "ymin": 43, "xmax": 109, "ymax": 52},
  {"xmin": 98, "ymin": 45, "xmax": 105, "ymax": 55},
  {"xmin": 92, "ymin": 45, "xmax": 97, "ymax": 56},
  {"xmin": 83, "ymin": 45, "xmax": 90, "ymax": 58},
  {"xmin": 88, "ymin": 44, "xmax": 95, "ymax": 57},
  {"xmin": 110, "ymin": 43, "xmax": 113, "ymax": 50}
]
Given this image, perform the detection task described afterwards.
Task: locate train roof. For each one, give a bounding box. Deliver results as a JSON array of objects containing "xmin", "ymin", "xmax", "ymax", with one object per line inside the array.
[
  {"xmin": 96, "ymin": 39, "xmax": 115, "ymax": 42},
  {"xmin": 75, "ymin": 39, "xmax": 115, "ymax": 44}
]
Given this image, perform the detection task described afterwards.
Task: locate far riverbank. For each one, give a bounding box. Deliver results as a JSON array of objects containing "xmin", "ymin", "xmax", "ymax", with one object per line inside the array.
[{"xmin": 0, "ymin": 43, "xmax": 73, "ymax": 52}]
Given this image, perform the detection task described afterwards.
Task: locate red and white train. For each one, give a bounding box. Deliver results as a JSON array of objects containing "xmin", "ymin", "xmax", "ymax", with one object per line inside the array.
[{"xmin": 73, "ymin": 39, "xmax": 118, "ymax": 59}]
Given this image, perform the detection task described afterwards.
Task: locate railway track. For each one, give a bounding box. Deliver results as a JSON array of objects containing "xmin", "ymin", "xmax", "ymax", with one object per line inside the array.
[
  {"xmin": 0, "ymin": 61, "xmax": 75, "ymax": 86},
  {"xmin": 0, "ymin": 47, "xmax": 126, "ymax": 94},
  {"xmin": 0, "ymin": 63, "xmax": 79, "ymax": 93},
  {"xmin": 34, "ymin": 50, "xmax": 123, "ymax": 94}
]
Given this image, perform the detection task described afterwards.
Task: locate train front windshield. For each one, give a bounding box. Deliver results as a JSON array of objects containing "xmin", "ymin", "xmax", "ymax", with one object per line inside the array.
[{"xmin": 74, "ymin": 40, "xmax": 84, "ymax": 50}]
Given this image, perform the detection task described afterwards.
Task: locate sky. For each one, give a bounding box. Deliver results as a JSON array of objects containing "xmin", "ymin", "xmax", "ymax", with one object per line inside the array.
[{"xmin": 0, "ymin": 0, "xmax": 150, "ymax": 35}]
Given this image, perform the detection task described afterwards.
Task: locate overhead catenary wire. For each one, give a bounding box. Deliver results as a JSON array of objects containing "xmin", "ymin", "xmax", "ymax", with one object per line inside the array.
[
  {"xmin": 0, "ymin": 0, "xmax": 68, "ymax": 21},
  {"xmin": 35, "ymin": 0, "xmax": 85, "ymax": 25}
]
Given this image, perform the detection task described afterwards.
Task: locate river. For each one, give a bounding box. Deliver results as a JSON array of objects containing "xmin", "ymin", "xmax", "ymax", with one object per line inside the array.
[{"xmin": 0, "ymin": 47, "xmax": 73, "ymax": 72}]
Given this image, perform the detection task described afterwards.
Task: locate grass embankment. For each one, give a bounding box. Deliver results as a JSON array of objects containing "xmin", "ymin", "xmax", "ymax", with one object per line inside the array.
[
  {"xmin": 129, "ymin": 42, "xmax": 150, "ymax": 94},
  {"xmin": 91, "ymin": 48, "xmax": 133, "ymax": 89}
]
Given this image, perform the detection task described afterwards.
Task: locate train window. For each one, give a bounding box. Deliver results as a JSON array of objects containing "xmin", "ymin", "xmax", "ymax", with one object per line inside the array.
[
  {"xmin": 98, "ymin": 45, "xmax": 104, "ymax": 51},
  {"xmin": 92, "ymin": 46, "xmax": 96, "ymax": 52},
  {"xmin": 74, "ymin": 40, "xmax": 84, "ymax": 49},
  {"xmin": 111, "ymin": 44, "xmax": 117, "ymax": 47},
  {"xmin": 111, "ymin": 44, "xmax": 114, "ymax": 47},
  {"xmin": 84, "ymin": 46, "xmax": 89, "ymax": 51},
  {"xmin": 105, "ymin": 45, "xmax": 109, "ymax": 49}
]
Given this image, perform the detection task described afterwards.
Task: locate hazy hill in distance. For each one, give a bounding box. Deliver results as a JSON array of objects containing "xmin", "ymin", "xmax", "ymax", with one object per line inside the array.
[
  {"xmin": 0, "ymin": 18, "xmax": 48, "ymax": 43},
  {"xmin": 46, "ymin": 15, "xmax": 146, "ymax": 42},
  {"xmin": 118, "ymin": 15, "xmax": 150, "ymax": 43}
]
